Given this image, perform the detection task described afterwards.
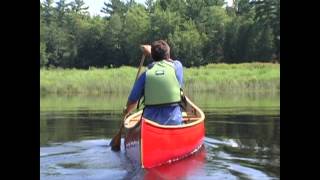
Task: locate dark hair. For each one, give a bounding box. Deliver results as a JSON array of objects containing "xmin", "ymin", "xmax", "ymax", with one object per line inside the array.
[{"xmin": 151, "ymin": 40, "xmax": 170, "ymax": 61}]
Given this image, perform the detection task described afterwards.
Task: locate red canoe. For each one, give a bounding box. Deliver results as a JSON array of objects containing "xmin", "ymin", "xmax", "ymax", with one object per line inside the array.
[{"xmin": 124, "ymin": 96, "xmax": 205, "ymax": 168}]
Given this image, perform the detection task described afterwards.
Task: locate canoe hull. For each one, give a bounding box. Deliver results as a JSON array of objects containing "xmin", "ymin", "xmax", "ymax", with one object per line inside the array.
[
  {"xmin": 124, "ymin": 120, "xmax": 142, "ymax": 167},
  {"xmin": 141, "ymin": 118, "xmax": 204, "ymax": 168}
]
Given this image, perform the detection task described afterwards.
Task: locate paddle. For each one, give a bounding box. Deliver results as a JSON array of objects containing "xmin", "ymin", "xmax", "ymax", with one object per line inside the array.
[{"xmin": 110, "ymin": 48, "xmax": 147, "ymax": 151}]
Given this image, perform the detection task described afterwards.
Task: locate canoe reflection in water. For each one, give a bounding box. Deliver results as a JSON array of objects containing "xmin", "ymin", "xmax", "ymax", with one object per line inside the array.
[
  {"xmin": 125, "ymin": 146, "xmax": 206, "ymax": 180},
  {"xmin": 144, "ymin": 146, "xmax": 206, "ymax": 179}
]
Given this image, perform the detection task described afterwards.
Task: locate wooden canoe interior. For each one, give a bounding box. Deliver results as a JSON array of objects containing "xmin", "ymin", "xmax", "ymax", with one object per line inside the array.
[
  {"xmin": 125, "ymin": 112, "xmax": 199, "ymax": 128},
  {"xmin": 124, "ymin": 96, "xmax": 203, "ymax": 129}
]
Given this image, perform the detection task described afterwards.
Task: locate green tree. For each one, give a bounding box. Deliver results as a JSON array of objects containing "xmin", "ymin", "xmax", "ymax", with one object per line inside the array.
[
  {"xmin": 121, "ymin": 4, "xmax": 150, "ymax": 65},
  {"xmin": 145, "ymin": 0, "xmax": 155, "ymax": 13},
  {"xmin": 252, "ymin": 0, "xmax": 280, "ymax": 58},
  {"xmin": 105, "ymin": 13, "xmax": 123, "ymax": 49},
  {"xmin": 255, "ymin": 27, "xmax": 275, "ymax": 60},
  {"xmin": 238, "ymin": 19, "xmax": 254, "ymax": 61},
  {"xmin": 75, "ymin": 16, "xmax": 107, "ymax": 68},
  {"xmin": 185, "ymin": 0, "xmax": 206, "ymax": 20},
  {"xmin": 168, "ymin": 21, "xmax": 207, "ymax": 67},
  {"xmin": 246, "ymin": 25, "xmax": 275, "ymax": 61},
  {"xmin": 40, "ymin": 9, "xmax": 48, "ymax": 67},
  {"xmin": 40, "ymin": 42, "xmax": 48, "ymax": 67},
  {"xmin": 44, "ymin": 24, "xmax": 68, "ymax": 67},
  {"xmin": 39, "ymin": 0, "xmax": 280, "ymax": 68},
  {"xmin": 70, "ymin": 0, "xmax": 89, "ymax": 14},
  {"xmin": 230, "ymin": 0, "xmax": 253, "ymax": 15},
  {"xmin": 101, "ymin": 0, "xmax": 128, "ymax": 17},
  {"xmin": 153, "ymin": 0, "xmax": 187, "ymax": 16},
  {"xmin": 42, "ymin": 0, "xmax": 54, "ymax": 24},
  {"xmin": 55, "ymin": 0, "xmax": 70, "ymax": 26},
  {"xmin": 149, "ymin": 8, "xmax": 182, "ymax": 41},
  {"xmin": 237, "ymin": 0, "xmax": 253, "ymax": 15},
  {"xmin": 207, "ymin": 0, "xmax": 225, "ymax": 6},
  {"xmin": 103, "ymin": 13, "xmax": 125, "ymax": 66},
  {"xmin": 198, "ymin": 6, "xmax": 231, "ymax": 62},
  {"xmin": 224, "ymin": 17, "xmax": 241, "ymax": 61}
]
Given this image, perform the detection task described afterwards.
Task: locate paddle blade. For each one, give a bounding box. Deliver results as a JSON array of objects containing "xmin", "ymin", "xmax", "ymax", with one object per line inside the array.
[
  {"xmin": 110, "ymin": 131, "xmax": 121, "ymax": 151},
  {"xmin": 110, "ymin": 122, "xmax": 124, "ymax": 152}
]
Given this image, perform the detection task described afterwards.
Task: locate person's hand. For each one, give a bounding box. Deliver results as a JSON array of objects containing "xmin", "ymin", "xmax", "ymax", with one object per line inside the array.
[
  {"xmin": 140, "ymin": 45, "xmax": 151, "ymax": 56},
  {"xmin": 122, "ymin": 106, "xmax": 128, "ymax": 116},
  {"xmin": 122, "ymin": 106, "xmax": 131, "ymax": 119}
]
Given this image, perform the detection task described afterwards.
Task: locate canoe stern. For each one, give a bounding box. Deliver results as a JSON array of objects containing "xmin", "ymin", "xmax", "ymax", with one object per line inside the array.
[{"xmin": 141, "ymin": 118, "xmax": 205, "ymax": 168}]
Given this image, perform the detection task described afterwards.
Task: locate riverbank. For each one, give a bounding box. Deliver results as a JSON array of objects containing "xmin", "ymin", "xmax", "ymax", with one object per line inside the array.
[
  {"xmin": 40, "ymin": 63, "xmax": 279, "ymax": 95},
  {"xmin": 40, "ymin": 92, "xmax": 280, "ymax": 116}
]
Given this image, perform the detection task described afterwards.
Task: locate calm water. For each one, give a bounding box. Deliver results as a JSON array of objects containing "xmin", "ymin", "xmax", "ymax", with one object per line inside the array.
[{"xmin": 40, "ymin": 93, "xmax": 280, "ymax": 180}]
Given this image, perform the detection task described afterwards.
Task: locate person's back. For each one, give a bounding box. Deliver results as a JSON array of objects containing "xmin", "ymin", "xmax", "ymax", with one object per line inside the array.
[
  {"xmin": 142, "ymin": 59, "xmax": 183, "ymax": 125},
  {"xmin": 123, "ymin": 40, "xmax": 184, "ymax": 125}
]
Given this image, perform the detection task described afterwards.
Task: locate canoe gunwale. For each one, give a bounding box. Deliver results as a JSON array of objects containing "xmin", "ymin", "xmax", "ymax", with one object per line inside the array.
[
  {"xmin": 125, "ymin": 111, "xmax": 143, "ymax": 129},
  {"xmin": 124, "ymin": 96, "xmax": 205, "ymax": 129}
]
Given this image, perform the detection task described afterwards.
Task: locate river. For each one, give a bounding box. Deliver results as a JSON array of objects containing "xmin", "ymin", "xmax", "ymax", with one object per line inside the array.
[{"xmin": 40, "ymin": 92, "xmax": 279, "ymax": 180}]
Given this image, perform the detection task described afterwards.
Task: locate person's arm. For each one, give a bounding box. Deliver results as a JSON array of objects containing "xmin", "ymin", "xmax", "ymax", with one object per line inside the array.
[
  {"xmin": 122, "ymin": 45, "xmax": 150, "ymax": 118},
  {"xmin": 123, "ymin": 100, "xmax": 138, "ymax": 118},
  {"xmin": 122, "ymin": 72, "xmax": 146, "ymax": 117},
  {"xmin": 174, "ymin": 60, "xmax": 184, "ymax": 88}
]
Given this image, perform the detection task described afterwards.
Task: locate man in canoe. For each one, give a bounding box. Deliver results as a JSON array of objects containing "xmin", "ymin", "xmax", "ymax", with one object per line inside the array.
[{"xmin": 122, "ymin": 40, "xmax": 184, "ymax": 125}]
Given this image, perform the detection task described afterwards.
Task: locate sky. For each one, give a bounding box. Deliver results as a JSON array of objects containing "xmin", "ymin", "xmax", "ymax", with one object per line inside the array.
[{"xmin": 41, "ymin": 0, "xmax": 233, "ymax": 17}]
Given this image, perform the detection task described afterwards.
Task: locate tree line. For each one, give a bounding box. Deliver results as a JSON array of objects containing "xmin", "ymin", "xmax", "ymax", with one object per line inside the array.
[{"xmin": 40, "ymin": 0, "xmax": 280, "ymax": 68}]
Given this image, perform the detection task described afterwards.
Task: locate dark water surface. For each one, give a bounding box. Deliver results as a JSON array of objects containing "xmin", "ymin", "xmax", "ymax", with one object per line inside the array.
[{"xmin": 40, "ymin": 93, "xmax": 279, "ymax": 180}]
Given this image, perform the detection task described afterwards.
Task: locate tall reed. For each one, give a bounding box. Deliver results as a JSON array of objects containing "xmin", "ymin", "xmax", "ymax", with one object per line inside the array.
[{"xmin": 40, "ymin": 63, "xmax": 279, "ymax": 95}]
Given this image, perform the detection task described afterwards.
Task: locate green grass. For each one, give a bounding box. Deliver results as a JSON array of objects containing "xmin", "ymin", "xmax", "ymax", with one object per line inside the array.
[
  {"xmin": 184, "ymin": 63, "xmax": 279, "ymax": 94},
  {"xmin": 40, "ymin": 66, "xmax": 136, "ymax": 95},
  {"xmin": 40, "ymin": 63, "xmax": 279, "ymax": 95}
]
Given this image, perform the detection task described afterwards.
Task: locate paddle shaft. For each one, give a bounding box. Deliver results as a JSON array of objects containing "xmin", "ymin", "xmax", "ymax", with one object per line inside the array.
[
  {"xmin": 135, "ymin": 54, "xmax": 146, "ymax": 83},
  {"xmin": 110, "ymin": 53, "xmax": 146, "ymax": 151}
]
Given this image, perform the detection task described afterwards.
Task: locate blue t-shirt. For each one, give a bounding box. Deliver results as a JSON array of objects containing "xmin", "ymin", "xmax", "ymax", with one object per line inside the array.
[{"xmin": 128, "ymin": 60, "xmax": 184, "ymax": 125}]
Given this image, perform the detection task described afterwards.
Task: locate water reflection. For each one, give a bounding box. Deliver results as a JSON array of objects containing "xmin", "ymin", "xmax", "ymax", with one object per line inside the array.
[
  {"xmin": 40, "ymin": 110, "xmax": 121, "ymax": 146},
  {"xmin": 40, "ymin": 139, "xmax": 128, "ymax": 180},
  {"xmin": 124, "ymin": 147, "xmax": 206, "ymax": 180}
]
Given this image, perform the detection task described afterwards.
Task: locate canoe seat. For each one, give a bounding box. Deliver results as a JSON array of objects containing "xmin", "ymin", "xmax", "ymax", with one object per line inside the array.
[{"xmin": 182, "ymin": 111, "xmax": 199, "ymax": 124}]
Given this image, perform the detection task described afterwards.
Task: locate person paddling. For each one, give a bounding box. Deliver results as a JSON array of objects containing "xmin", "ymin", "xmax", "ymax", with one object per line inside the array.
[{"xmin": 123, "ymin": 40, "xmax": 184, "ymax": 125}]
